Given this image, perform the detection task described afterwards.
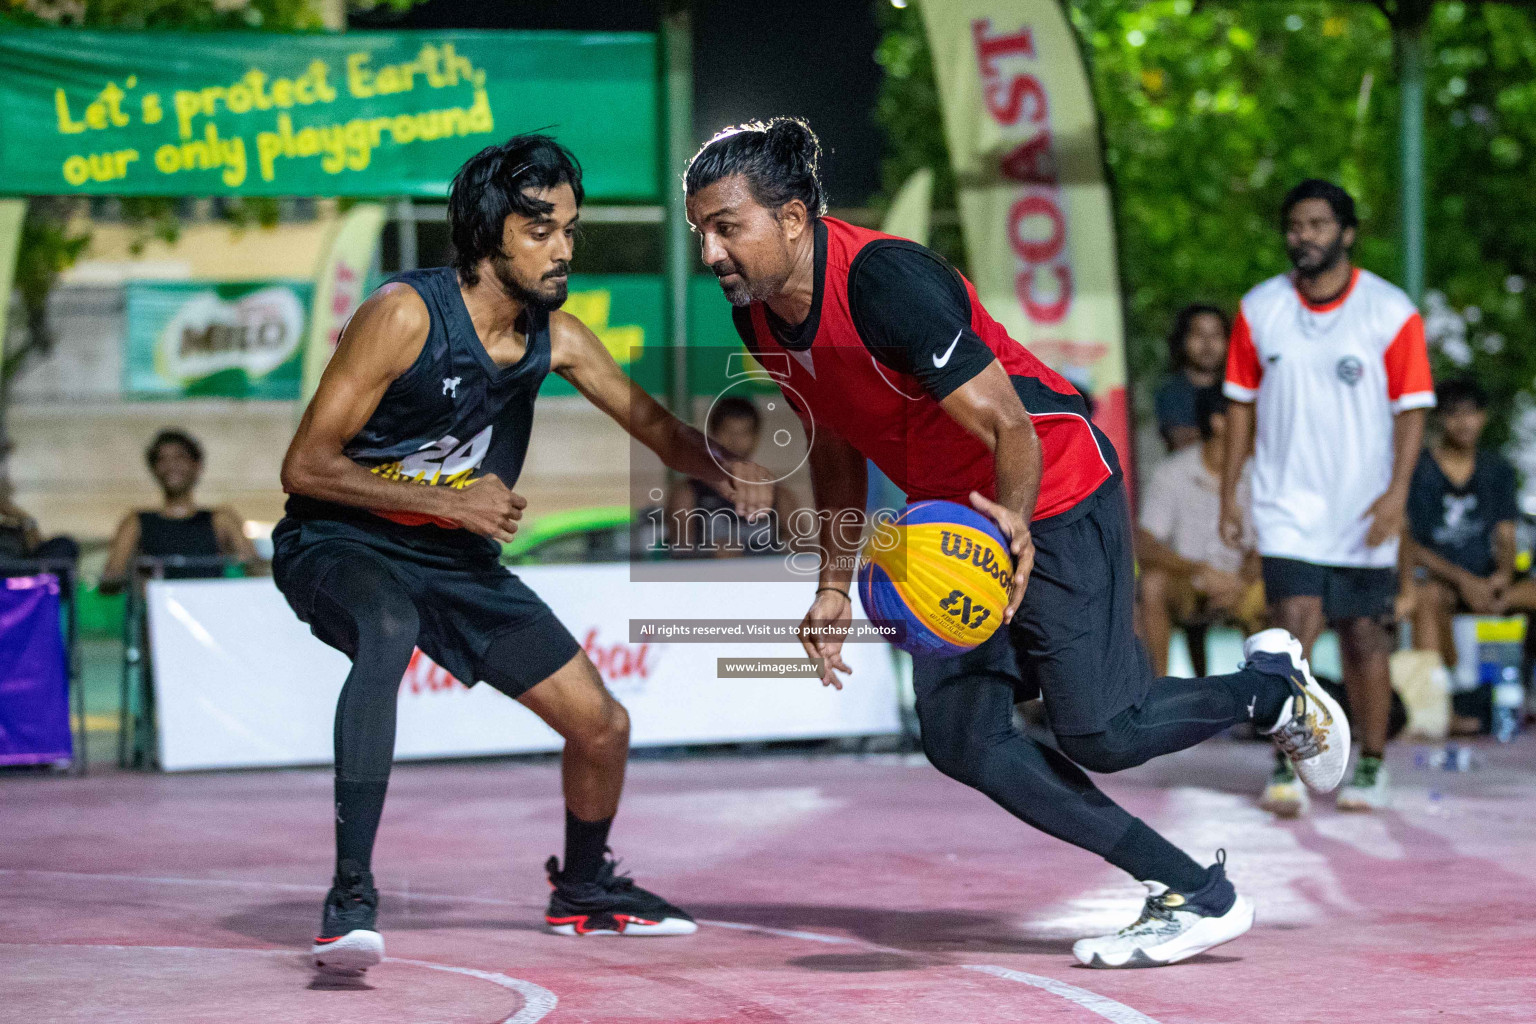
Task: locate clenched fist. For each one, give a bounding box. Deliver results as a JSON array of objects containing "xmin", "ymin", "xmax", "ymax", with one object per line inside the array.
[{"xmin": 449, "ymin": 473, "xmax": 527, "ymax": 543}]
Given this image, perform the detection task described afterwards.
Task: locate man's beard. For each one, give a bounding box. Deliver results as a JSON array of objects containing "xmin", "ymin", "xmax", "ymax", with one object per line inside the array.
[
  {"xmin": 712, "ymin": 258, "xmax": 782, "ymax": 308},
  {"xmin": 492, "ymin": 256, "xmax": 569, "ymax": 311},
  {"xmin": 1287, "ymin": 234, "xmax": 1348, "ymax": 277},
  {"xmin": 720, "ymin": 275, "xmax": 753, "ymax": 307}
]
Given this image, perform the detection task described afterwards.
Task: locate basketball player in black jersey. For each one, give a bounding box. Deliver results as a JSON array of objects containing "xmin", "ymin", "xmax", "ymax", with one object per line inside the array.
[{"xmin": 274, "ymin": 134, "xmax": 773, "ymax": 971}]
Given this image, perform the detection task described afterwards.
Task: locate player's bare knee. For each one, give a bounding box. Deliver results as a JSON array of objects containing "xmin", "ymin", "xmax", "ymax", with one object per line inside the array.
[
  {"xmin": 573, "ymin": 694, "xmax": 629, "ymax": 755},
  {"xmin": 603, "ymin": 698, "xmax": 632, "ymax": 748}
]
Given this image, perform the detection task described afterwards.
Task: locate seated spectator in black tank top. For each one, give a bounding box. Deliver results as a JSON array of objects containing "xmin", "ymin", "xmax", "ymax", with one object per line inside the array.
[
  {"xmin": 664, "ymin": 397, "xmax": 800, "ymax": 558},
  {"xmin": 99, "ymin": 429, "xmax": 263, "ymax": 593}
]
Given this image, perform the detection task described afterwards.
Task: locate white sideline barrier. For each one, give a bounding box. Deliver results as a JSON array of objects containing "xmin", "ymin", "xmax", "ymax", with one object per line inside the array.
[{"xmin": 146, "ymin": 562, "xmax": 902, "ymax": 772}]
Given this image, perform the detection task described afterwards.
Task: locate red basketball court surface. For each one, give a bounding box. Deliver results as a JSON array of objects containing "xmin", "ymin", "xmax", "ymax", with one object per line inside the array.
[{"xmin": 4, "ymin": 735, "xmax": 1534, "ymax": 1023}]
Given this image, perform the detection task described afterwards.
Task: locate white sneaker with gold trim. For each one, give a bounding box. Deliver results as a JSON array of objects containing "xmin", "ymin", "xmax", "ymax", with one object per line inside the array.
[
  {"xmin": 1244, "ymin": 629, "xmax": 1351, "ymax": 793},
  {"xmin": 1073, "ymin": 854, "xmax": 1255, "ymax": 969}
]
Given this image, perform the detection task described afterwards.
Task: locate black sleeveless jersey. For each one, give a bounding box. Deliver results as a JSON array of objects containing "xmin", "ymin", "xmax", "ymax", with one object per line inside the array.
[
  {"xmin": 137, "ymin": 509, "xmax": 223, "ymax": 579},
  {"xmin": 284, "ymin": 266, "xmax": 552, "ymax": 558}
]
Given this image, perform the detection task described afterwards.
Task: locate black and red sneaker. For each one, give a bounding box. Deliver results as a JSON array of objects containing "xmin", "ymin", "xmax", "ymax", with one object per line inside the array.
[
  {"xmin": 311, "ymin": 860, "xmax": 385, "ymax": 972},
  {"xmin": 544, "ymin": 853, "xmax": 697, "ymax": 936}
]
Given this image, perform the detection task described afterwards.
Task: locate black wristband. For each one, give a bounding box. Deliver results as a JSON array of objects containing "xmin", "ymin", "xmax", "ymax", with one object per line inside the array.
[{"xmin": 816, "ymin": 586, "xmax": 851, "ymax": 600}]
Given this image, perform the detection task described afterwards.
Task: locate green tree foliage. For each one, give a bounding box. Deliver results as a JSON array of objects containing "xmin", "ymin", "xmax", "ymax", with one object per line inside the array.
[{"xmin": 874, "ymin": 0, "xmax": 1536, "ymax": 444}]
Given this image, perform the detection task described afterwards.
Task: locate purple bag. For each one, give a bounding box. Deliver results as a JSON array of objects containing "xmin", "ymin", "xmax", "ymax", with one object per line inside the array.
[{"xmin": 0, "ymin": 574, "xmax": 72, "ymax": 765}]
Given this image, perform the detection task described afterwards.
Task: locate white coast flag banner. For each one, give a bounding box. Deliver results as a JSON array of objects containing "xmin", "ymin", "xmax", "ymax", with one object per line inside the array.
[{"xmin": 918, "ymin": 0, "xmax": 1131, "ymax": 486}]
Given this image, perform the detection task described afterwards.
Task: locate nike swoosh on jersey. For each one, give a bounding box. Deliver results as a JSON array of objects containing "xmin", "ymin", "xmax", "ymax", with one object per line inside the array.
[{"xmin": 932, "ymin": 330, "xmax": 962, "ymax": 368}]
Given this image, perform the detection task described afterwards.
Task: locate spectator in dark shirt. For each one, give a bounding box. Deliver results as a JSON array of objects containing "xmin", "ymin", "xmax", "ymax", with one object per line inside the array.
[
  {"xmin": 1406, "ymin": 379, "xmax": 1536, "ymax": 667},
  {"xmin": 99, "ymin": 428, "xmax": 261, "ymax": 593},
  {"xmin": 1155, "ymin": 303, "xmax": 1230, "ymax": 452}
]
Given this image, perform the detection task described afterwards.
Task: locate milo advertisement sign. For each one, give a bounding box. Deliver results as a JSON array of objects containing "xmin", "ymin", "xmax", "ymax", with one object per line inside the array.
[{"xmin": 125, "ymin": 279, "xmax": 310, "ymax": 398}]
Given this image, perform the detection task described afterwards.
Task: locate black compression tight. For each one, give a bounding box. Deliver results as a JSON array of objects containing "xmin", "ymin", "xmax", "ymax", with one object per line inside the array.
[
  {"xmin": 310, "ymin": 555, "xmax": 421, "ymax": 872},
  {"xmin": 1053, "ymin": 672, "xmax": 1287, "ymax": 774},
  {"xmin": 916, "ymin": 668, "xmax": 1289, "ymax": 888}
]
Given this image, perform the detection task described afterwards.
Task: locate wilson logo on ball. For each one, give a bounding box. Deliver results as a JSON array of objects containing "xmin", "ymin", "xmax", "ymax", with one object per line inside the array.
[
  {"xmin": 859, "ymin": 500, "xmax": 1013, "ymax": 658},
  {"xmin": 938, "ymin": 530, "xmax": 1013, "ymax": 588}
]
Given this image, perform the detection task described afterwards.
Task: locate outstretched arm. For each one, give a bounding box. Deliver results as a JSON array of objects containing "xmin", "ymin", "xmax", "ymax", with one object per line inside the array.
[
  {"xmin": 280, "ymin": 284, "xmax": 525, "ymax": 541},
  {"xmin": 549, "ymin": 311, "xmax": 773, "ymax": 518}
]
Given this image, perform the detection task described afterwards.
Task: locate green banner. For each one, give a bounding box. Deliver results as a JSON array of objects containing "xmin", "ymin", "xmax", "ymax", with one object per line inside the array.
[
  {"xmin": 125, "ymin": 280, "xmax": 311, "ymax": 399},
  {"xmin": 0, "ymin": 29, "xmax": 658, "ymax": 199},
  {"xmin": 546, "ymin": 275, "xmax": 774, "ymax": 400}
]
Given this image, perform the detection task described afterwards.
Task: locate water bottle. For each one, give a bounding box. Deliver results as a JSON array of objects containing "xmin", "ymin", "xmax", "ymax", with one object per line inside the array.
[{"xmin": 1493, "ymin": 666, "xmax": 1523, "ymax": 743}]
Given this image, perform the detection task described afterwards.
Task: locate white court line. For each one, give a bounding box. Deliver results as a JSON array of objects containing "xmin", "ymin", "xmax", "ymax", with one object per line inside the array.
[
  {"xmin": 707, "ymin": 919, "xmax": 1165, "ymax": 1024},
  {"xmin": 389, "ymin": 958, "xmax": 558, "ymax": 1024},
  {"xmin": 2, "ymin": 867, "xmax": 1163, "ymax": 1024},
  {"xmin": 962, "ymin": 965, "xmax": 1163, "ymax": 1024},
  {"xmin": 698, "ymin": 918, "xmax": 864, "ymax": 946},
  {"xmin": 0, "ymin": 943, "xmax": 557, "ymax": 1024}
]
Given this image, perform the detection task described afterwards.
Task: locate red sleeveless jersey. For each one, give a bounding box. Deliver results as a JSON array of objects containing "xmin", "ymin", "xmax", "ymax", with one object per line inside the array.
[{"xmin": 736, "ymin": 217, "xmax": 1112, "ymax": 521}]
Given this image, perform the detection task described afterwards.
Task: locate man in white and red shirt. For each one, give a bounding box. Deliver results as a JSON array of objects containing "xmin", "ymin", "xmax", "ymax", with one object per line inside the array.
[{"xmin": 1221, "ymin": 179, "xmax": 1434, "ymax": 814}]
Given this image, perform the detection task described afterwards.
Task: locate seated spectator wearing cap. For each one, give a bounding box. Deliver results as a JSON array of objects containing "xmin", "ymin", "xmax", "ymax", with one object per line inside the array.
[
  {"xmin": 1137, "ymin": 389, "xmax": 1265, "ymax": 675},
  {"xmin": 1154, "ymin": 304, "xmax": 1229, "ymax": 453},
  {"xmin": 1406, "ymin": 379, "xmax": 1536, "ymax": 665},
  {"xmin": 99, "ymin": 429, "xmax": 262, "ymax": 593}
]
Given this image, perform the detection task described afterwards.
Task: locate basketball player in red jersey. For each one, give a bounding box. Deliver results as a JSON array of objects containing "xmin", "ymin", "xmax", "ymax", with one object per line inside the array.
[{"xmin": 685, "ymin": 118, "xmax": 1350, "ymax": 968}]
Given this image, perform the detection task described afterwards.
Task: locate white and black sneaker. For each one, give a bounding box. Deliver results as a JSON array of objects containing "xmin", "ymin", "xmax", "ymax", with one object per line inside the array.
[
  {"xmin": 311, "ymin": 860, "xmax": 384, "ymax": 973},
  {"xmin": 1073, "ymin": 852, "xmax": 1255, "ymax": 969},
  {"xmin": 1244, "ymin": 629, "xmax": 1351, "ymax": 793},
  {"xmin": 545, "ymin": 853, "xmax": 697, "ymax": 936}
]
